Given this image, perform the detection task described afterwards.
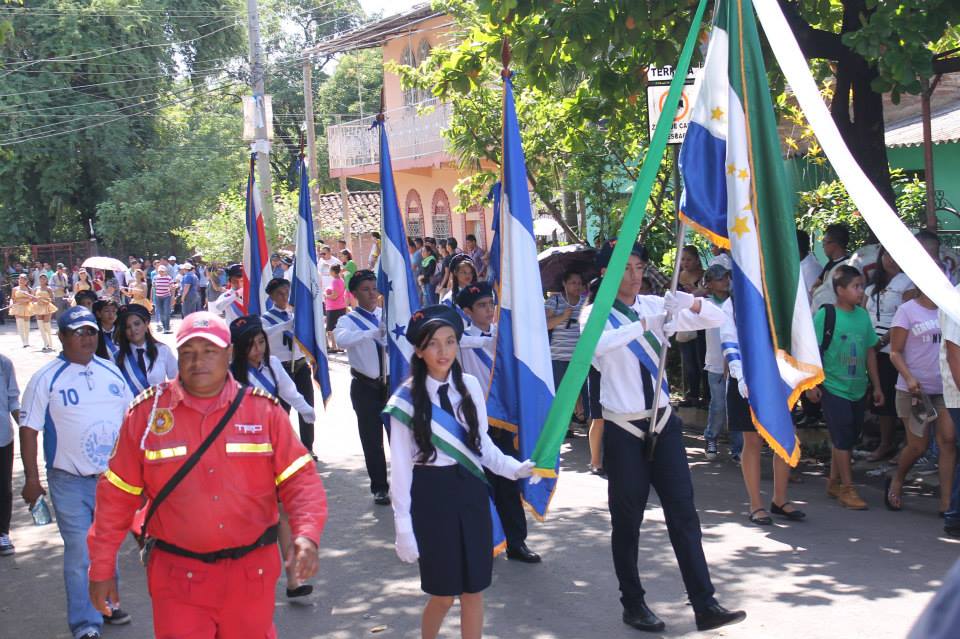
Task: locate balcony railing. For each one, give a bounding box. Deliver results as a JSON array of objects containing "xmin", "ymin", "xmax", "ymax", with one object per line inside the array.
[{"xmin": 327, "ymin": 99, "xmax": 453, "ymax": 172}]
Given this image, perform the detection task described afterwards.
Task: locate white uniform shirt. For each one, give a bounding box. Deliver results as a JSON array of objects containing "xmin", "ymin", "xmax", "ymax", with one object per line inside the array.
[
  {"xmin": 114, "ymin": 342, "xmax": 178, "ymax": 395},
  {"xmin": 20, "ymin": 355, "xmax": 133, "ymax": 476},
  {"xmin": 209, "ymin": 287, "xmax": 245, "ymax": 325},
  {"xmin": 246, "ymin": 355, "xmax": 315, "ymax": 423},
  {"xmin": 319, "ymin": 256, "xmax": 342, "ymax": 292},
  {"xmin": 703, "ymin": 295, "xmax": 728, "ymax": 374},
  {"xmin": 333, "ymin": 306, "xmax": 386, "ymax": 379},
  {"xmin": 581, "ymin": 295, "xmax": 725, "ymax": 415},
  {"xmin": 389, "ymin": 372, "xmax": 523, "ymax": 534},
  {"xmin": 800, "ymin": 253, "xmax": 822, "ymax": 300},
  {"xmin": 864, "ymin": 272, "xmax": 914, "ymax": 354},
  {"xmin": 459, "ymin": 324, "xmax": 496, "ymax": 391},
  {"xmin": 940, "ymin": 284, "xmax": 960, "ymax": 409},
  {"xmin": 262, "ymin": 306, "xmax": 297, "ymax": 363}
]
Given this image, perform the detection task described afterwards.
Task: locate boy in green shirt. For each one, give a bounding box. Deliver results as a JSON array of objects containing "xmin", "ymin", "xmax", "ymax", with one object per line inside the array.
[{"xmin": 807, "ymin": 265, "xmax": 884, "ymax": 510}]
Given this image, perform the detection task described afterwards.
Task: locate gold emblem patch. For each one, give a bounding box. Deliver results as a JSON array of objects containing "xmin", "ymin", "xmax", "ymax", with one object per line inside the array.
[{"xmin": 150, "ymin": 408, "xmax": 175, "ymax": 435}]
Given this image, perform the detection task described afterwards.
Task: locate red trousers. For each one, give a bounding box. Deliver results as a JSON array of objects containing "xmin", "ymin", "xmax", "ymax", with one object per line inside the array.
[{"xmin": 147, "ymin": 544, "xmax": 281, "ymax": 639}]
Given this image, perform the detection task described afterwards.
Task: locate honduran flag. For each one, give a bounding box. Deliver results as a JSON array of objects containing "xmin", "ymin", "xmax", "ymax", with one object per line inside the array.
[
  {"xmin": 487, "ymin": 72, "xmax": 557, "ymax": 518},
  {"xmin": 678, "ymin": 0, "xmax": 822, "ymax": 466},
  {"xmin": 374, "ymin": 117, "xmax": 421, "ymax": 395},
  {"xmin": 291, "ymin": 156, "xmax": 332, "ymax": 402},
  {"xmin": 243, "ymin": 153, "xmax": 272, "ymax": 316}
]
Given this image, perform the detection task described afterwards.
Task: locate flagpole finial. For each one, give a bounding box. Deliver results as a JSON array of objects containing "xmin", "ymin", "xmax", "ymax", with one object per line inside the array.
[{"xmin": 501, "ymin": 37, "xmax": 511, "ymax": 77}]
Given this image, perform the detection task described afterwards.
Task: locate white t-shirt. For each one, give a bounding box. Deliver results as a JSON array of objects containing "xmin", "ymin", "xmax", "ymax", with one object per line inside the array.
[
  {"xmin": 703, "ymin": 295, "xmax": 729, "ymax": 374},
  {"xmin": 20, "ymin": 355, "xmax": 133, "ymax": 476},
  {"xmin": 800, "ymin": 253, "xmax": 822, "ymax": 300},
  {"xmin": 864, "ymin": 272, "xmax": 914, "ymax": 354},
  {"xmin": 319, "ymin": 256, "xmax": 341, "ymax": 291}
]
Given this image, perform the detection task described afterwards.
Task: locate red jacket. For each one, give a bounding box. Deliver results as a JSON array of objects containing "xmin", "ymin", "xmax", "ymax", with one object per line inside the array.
[{"xmin": 88, "ymin": 375, "xmax": 326, "ymax": 581}]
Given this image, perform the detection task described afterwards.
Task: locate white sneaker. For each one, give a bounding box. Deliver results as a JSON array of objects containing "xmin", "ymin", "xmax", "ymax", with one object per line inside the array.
[{"xmin": 0, "ymin": 533, "xmax": 14, "ymax": 556}]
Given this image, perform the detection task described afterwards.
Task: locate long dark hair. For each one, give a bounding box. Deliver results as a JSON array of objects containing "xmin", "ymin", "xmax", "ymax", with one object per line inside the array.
[
  {"xmin": 409, "ymin": 324, "xmax": 481, "ymax": 463},
  {"xmin": 230, "ymin": 328, "xmax": 279, "ymax": 389},
  {"xmin": 449, "ymin": 260, "xmax": 478, "ymax": 301},
  {"xmin": 114, "ymin": 313, "xmax": 159, "ymax": 371},
  {"xmin": 868, "ymin": 246, "xmax": 895, "ymax": 318}
]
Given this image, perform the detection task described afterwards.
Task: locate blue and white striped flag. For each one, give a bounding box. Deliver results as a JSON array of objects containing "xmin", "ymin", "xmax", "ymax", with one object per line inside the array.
[
  {"xmin": 242, "ymin": 154, "xmax": 272, "ymax": 316},
  {"xmin": 291, "ymin": 157, "xmax": 332, "ymax": 402},
  {"xmin": 488, "ymin": 73, "xmax": 557, "ymax": 519},
  {"xmin": 375, "ymin": 118, "xmax": 421, "ymax": 394}
]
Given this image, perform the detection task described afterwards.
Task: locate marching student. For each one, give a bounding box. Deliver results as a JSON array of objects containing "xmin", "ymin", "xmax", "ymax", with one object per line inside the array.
[
  {"xmin": 74, "ymin": 290, "xmax": 97, "ymax": 311},
  {"xmin": 32, "ymin": 273, "xmax": 58, "ymax": 352},
  {"xmin": 10, "ymin": 273, "xmax": 35, "ymax": 348},
  {"xmin": 228, "ymin": 314, "xmax": 318, "ymax": 605},
  {"xmin": 332, "ymin": 270, "xmax": 391, "ymax": 506},
  {"xmin": 262, "ymin": 277, "xmax": 317, "ymax": 454},
  {"xmin": 582, "ymin": 239, "xmax": 745, "ymax": 633},
  {"xmin": 457, "ymin": 282, "xmax": 541, "ymax": 563},
  {"xmin": 384, "ymin": 304, "xmax": 536, "ymax": 639},
  {"xmin": 209, "ymin": 263, "xmax": 246, "ymax": 324},
  {"xmin": 440, "ymin": 254, "xmax": 478, "ymax": 307},
  {"xmin": 112, "ymin": 304, "xmax": 178, "ymax": 395},
  {"xmin": 93, "ymin": 299, "xmax": 120, "ymax": 360}
]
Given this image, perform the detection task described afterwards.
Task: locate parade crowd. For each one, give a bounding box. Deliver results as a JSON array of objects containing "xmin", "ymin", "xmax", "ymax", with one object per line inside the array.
[{"xmin": 1, "ymin": 223, "xmax": 959, "ymax": 639}]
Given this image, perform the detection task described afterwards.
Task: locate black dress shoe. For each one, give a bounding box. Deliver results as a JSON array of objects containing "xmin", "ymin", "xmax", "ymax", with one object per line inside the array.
[
  {"xmin": 505, "ymin": 543, "xmax": 541, "ymax": 563},
  {"xmin": 373, "ymin": 490, "xmax": 391, "ymax": 505},
  {"xmin": 695, "ymin": 604, "xmax": 746, "ymax": 631},
  {"xmin": 622, "ymin": 601, "xmax": 665, "ymax": 632}
]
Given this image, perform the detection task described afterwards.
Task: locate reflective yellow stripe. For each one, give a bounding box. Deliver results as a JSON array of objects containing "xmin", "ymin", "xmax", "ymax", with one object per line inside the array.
[
  {"xmin": 143, "ymin": 446, "xmax": 188, "ymax": 461},
  {"xmin": 104, "ymin": 469, "xmax": 143, "ymax": 496},
  {"xmin": 225, "ymin": 442, "xmax": 273, "ymax": 454},
  {"xmin": 275, "ymin": 453, "xmax": 313, "ymax": 486}
]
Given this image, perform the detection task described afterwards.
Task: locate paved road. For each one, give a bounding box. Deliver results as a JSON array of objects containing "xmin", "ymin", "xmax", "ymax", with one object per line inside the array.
[{"xmin": 0, "ymin": 318, "xmax": 957, "ymax": 638}]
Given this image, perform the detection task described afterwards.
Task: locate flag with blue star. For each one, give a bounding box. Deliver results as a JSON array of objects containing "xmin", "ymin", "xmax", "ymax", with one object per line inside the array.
[
  {"xmin": 678, "ymin": 0, "xmax": 822, "ymax": 466},
  {"xmin": 374, "ymin": 116, "xmax": 421, "ymax": 394}
]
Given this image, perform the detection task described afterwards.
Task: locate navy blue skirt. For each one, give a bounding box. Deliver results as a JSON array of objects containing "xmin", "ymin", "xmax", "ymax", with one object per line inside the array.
[{"xmin": 411, "ymin": 464, "xmax": 493, "ymax": 596}]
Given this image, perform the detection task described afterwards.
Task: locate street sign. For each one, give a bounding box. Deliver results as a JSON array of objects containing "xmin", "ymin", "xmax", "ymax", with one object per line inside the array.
[{"xmin": 646, "ymin": 66, "xmax": 701, "ymax": 145}]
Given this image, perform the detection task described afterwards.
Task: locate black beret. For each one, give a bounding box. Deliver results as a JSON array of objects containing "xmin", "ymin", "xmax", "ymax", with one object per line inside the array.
[
  {"xmin": 118, "ymin": 303, "xmax": 150, "ymax": 323},
  {"xmin": 595, "ymin": 237, "xmax": 649, "ymax": 270},
  {"xmin": 406, "ymin": 304, "xmax": 464, "ymax": 345},
  {"xmin": 265, "ymin": 277, "xmax": 289, "ymax": 294},
  {"xmin": 74, "ymin": 290, "xmax": 98, "ymax": 305},
  {"xmin": 92, "ymin": 299, "xmax": 119, "ymax": 314},
  {"xmin": 226, "ymin": 263, "xmax": 244, "ymax": 279},
  {"xmin": 229, "ymin": 315, "xmax": 263, "ymax": 342},
  {"xmin": 455, "ymin": 281, "xmax": 494, "ymax": 309},
  {"xmin": 348, "ymin": 269, "xmax": 377, "ymax": 293}
]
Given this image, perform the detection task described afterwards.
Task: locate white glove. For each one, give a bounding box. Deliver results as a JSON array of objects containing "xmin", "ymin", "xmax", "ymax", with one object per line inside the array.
[
  {"xmin": 644, "ymin": 313, "xmax": 667, "ymax": 340},
  {"xmin": 514, "ymin": 459, "xmax": 536, "ymax": 480},
  {"xmin": 663, "ymin": 290, "xmax": 696, "ymax": 314},
  {"xmin": 738, "ymin": 377, "xmax": 749, "ymax": 399},
  {"xmin": 395, "ymin": 530, "xmax": 419, "ymax": 563},
  {"xmin": 304, "ymin": 408, "xmax": 317, "ymax": 424}
]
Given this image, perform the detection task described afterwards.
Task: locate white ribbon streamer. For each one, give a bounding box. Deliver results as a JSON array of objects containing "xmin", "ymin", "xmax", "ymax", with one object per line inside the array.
[{"xmin": 753, "ymin": 0, "xmax": 960, "ymax": 323}]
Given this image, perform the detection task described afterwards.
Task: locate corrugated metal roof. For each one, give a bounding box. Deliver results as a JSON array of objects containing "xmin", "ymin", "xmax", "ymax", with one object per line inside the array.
[
  {"xmin": 885, "ymin": 103, "xmax": 960, "ymax": 148},
  {"xmin": 315, "ymin": 191, "xmax": 380, "ymax": 235},
  {"xmin": 303, "ymin": 5, "xmax": 441, "ymax": 56}
]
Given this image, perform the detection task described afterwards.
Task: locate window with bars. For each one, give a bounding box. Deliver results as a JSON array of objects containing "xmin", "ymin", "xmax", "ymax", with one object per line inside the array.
[
  {"xmin": 406, "ymin": 189, "xmax": 424, "ymax": 238},
  {"xmin": 432, "ymin": 189, "xmax": 451, "ymax": 240}
]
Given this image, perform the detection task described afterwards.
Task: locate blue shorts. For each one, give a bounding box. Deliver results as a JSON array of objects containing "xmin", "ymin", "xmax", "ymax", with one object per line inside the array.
[{"xmin": 820, "ymin": 387, "xmax": 865, "ymax": 451}]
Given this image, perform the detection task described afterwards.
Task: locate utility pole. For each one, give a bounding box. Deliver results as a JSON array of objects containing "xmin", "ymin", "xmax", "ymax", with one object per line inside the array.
[{"xmin": 246, "ymin": 0, "xmax": 277, "ymax": 242}]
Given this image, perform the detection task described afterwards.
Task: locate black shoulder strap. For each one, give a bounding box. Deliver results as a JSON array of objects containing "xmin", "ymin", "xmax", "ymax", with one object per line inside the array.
[
  {"xmin": 820, "ymin": 304, "xmax": 837, "ymax": 354},
  {"xmin": 139, "ymin": 385, "xmax": 247, "ymax": 539}
]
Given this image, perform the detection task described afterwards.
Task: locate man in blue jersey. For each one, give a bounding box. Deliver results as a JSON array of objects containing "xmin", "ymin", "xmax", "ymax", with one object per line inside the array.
[{"xmin": 20, "ymin": 306, "xmax": 134, "ymax": 639}]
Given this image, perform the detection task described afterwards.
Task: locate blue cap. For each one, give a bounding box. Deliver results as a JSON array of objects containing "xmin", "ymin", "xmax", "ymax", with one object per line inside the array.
[{"xmin": 57, "ymin": 306, "xmax": 99, "ymax": 333}]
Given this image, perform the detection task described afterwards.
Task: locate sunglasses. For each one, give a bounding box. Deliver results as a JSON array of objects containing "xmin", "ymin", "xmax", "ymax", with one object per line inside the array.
[{"xmin": 71, "ymin": 327, "xmax": 98, "ymax": 337}]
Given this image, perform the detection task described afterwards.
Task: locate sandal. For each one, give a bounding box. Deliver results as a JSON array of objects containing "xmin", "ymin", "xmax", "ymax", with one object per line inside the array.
[
  {"xmin": 770, "ymin": 501, "xmax": 806, "ymax": 521},
  {"xmin": 884, "ymin": 477, "xmax": 902, "ymax": 511},
  {"xmin": 749, "ymin": 508, "xmax": 773, "ymax": 525}
]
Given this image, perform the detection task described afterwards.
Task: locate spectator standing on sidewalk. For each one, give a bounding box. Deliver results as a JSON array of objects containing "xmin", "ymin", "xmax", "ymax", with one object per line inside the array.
[
  {"xmin": 939, "ymin": 284, "xmax": 960, "ymax": 538},
  {"xmin": 152, "ymin": 265, "xmax": 174, "ymax": 334},
  {"xmin": 19, "ymin": 306, "xmax": 133, "ymax": 639},
  {"xmin": 0, "ymin": 353, "xmax": 19, "ymax": 556},
  {"xmin": 701, "ymin": 264, "xmax": 741, "ymax": 461},
  {"xmin": 51, "ymin": 264, "xmax": 71, "ymax": 317}
]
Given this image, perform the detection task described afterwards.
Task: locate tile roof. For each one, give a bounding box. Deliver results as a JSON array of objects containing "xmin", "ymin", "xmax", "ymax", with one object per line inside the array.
[{"xmin": 315, "ymin": 191, "xmax": 381, "ymax": 235}]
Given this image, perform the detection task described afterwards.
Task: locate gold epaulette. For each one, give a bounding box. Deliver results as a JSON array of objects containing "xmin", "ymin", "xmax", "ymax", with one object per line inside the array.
[
  {"xmin": 249, "ymin": 386, "xmax": 280, "ymax": 405},
  {"xmin": 129, "ymin": 386, "xmax": 158, "ymax": 409}
]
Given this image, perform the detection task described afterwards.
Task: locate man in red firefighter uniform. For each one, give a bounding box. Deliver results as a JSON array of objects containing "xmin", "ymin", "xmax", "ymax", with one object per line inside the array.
[{"xmin": 86, "ymin": 311, "xmax": 327, "ymax": 638}]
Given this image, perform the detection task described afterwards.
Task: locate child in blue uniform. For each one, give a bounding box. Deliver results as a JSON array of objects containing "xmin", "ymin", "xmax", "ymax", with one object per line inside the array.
[{"xmin": 385, "ymin": 305, "xmax": 536, "ymax": 639}]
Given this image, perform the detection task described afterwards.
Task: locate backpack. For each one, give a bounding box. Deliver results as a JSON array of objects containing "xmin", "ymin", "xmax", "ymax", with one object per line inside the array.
[{"xmin": 818, "ymin": 303, "xmax": 837, "ymax": 354}]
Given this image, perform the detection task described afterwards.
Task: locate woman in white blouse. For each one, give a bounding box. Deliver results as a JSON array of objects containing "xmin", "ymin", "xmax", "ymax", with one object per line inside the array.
[
  {"xmin": 112, "ymin": 304, "xmax": 178, "ymax": 395},
  {"xmin": 385, "ymin": 304, "xmax": 535, "ymax": 639}
]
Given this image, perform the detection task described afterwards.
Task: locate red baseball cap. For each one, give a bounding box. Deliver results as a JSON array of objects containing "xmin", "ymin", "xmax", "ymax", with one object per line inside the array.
[{"xmin": 176, "ymin": 311, "xmax": 230, "ymax": 348}]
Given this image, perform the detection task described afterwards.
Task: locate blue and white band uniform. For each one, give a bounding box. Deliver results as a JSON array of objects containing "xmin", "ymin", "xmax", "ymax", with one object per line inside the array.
[
  {"xmin": 19, "ymin": 355, "xmax": 133, "ymax": 477},
  {"xmin": 102, "ymin": 328, "xmax": 119, "ymax": 357},
  {"xmin": 209, "ymin": 288, "xmax": 245, "ymax": 325},
  {"xmin": 581, "ymin": 295, "xmax": 726, "ymax": 417},
  {"xmin": 262, "ymin": 306, "xmax": 298, "ymax": 364},
  {"xmin": 114, "ymin": 343, "xmax": 178, "ymax": 395},
  {"xmin": 388, "ymin": 373, "xmax": 524, "ymax": 535},
  {"xmin": 333, "ymin": 307, "xmax": 386, "ymax": 380},
  {"xmin": 248, "ymin": 355, "xmax": 315, "ymax": 423},
  {"xmin": 459, "ymin": 325, "xmax": 496, "ymax": 392}
]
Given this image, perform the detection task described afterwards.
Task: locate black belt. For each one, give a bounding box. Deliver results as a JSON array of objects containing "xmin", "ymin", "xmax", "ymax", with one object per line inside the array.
[
  {"xmin": 154, "ymin": 524, "xmax": 278, "ymax": 564},
  {"xmin": 351, "ymin": 368, "xmax": 386, "ymax": 389}
]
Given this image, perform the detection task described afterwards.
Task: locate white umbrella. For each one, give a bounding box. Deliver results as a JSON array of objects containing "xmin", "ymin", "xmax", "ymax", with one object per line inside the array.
[
  {"xmin": 82, "ymin": 256, "xmax": 128, "ymax": 272},
  {"xmin": 533, "ymin": 215, "xmax": 563, "ymax": 237}
]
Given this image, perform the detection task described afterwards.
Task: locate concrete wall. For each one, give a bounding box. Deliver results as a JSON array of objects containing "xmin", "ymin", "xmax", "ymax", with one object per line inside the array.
[{"xmin": 888, "ymin": 143, "xmax": 960, "ymax": 231}]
